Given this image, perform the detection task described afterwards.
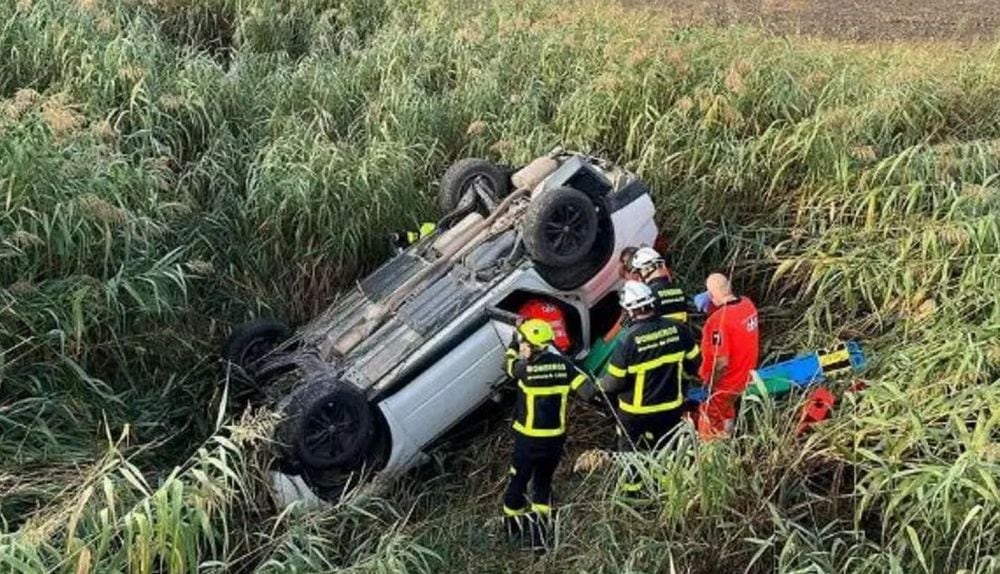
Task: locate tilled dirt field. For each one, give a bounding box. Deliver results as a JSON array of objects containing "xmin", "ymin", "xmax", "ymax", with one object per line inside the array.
[{"xmin": 631, "ymin": 0, "xmax": 1000, "ymax": 42}]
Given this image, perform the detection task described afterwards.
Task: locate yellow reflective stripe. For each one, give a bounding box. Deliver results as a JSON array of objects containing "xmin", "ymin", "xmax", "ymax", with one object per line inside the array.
[
  {"xmin": 559, "ymin": 389, "xmax": 568, "ymax": 433},
  {"xmin": 530, "ymin": 503, "xmax": 551, "ymax": 514},
  {"xmin": 819, "ymin": 347, "xmax": 849, "ymax": 367},
  {"xmin": 515, "ymin": 382, "xmax": 570, "ymax": 436},
  {"xmin": 513, "ymin": 422, "xmax": 566, "ymax": 437},
  {"xmin": 505, "ymin": 349, "xmax": 516, "ymax": 376},
  {"xmin": 819, "ymin": 348, "xmax": 850, "ymax": 370},
  {"xmin": 620, "ymin": 360, "xmax": 685, "ymax": 413},
  {"xmin": 627, "ymin": 351, "xmax": 685, "ymax": 374},
  {"xmin": 606, "ymin": 363, "xmax": 626, "ymax": 377},
  {"xmin": 618, "ymin": 397, "xmax": 683, "ymax": 414},
  {"xmin": 664, "ymin": 311, "xmax": 688, "ymax": 323},
  {"xmin": 517, "ymin": 381, "xmax": 570, "ymax": 395},
  {"xmin": 418, "ymin": 222, "xmax": 436, "ymax": 237},
  {"xmin": 818, "ymin": 346, "xmax": 852, "ymax": 376},
  {"xmin": 504, "ymin": 505, "xmax": 528, "ymax": 517},
  {"xmin": 570, "ymin": 373, "xmax": 587, "ymax": 390},
  {"xmin": 617, "ymin": 351, "xmax": 688, "ymax": 413},
  {"xmin": 685, "ymin": 345, "xmax": 700, "ymax": 360},
  {"xmin": 509, "ymin": 466, "xmax": 517, "ymax": 476},
  {"xmin": 632, "ymin": 371, "xmax": 646, "ymax": 411},
  {"xmin": 525, "ymin": 384, "xmax": 535, "ymax": 430}
]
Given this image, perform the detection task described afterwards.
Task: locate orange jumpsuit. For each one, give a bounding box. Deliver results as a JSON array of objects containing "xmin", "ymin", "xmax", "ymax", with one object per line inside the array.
[{"xmin": 698, "ymin": 297, "xmax": 759, "ymax": 438}]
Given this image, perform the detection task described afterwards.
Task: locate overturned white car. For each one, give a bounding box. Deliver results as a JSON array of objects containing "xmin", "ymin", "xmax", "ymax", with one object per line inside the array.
[{"xmin": 223, "ymin": 149, "xmax": 659, "ymax": 502}]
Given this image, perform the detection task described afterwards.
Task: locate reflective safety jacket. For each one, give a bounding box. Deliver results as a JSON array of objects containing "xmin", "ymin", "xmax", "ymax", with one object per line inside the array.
[
  {"xmin": 505, "ymin": 345, "xmax": 588, "ymax": 438},
  {"xmin": 605, "ymin": 317, "xmax": 701, "ymax": 415},
  {"xmin": 391, "ymin": 222, "xmax": 437, "ymax": 251},
  {"xmin": 646, "ymin": 275, "xmax": 689, "ymax": 323}
]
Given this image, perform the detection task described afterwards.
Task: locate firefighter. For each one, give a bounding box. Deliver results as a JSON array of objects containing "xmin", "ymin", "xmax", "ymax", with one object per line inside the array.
[
  {"xmin": 618, "ymin": 246, "xmax": 642, "ymax": 281},
  {"xmin": 697, "ymin": 273, "xmax": 759, "ymax": 440},
  {"xmin": 630, "ymin": 247, "xmax": 690, "ymax": 323},
  {"xmin": 389, "ymin": 222, "xmax": 437, "ymax": 253},
  {"xmin": 579, "ymin": 281, "xmax": 701, "ymax": 493},
  {"xmin": 502, "ymin": 318, "xmax": 589, "ymax": 544}
]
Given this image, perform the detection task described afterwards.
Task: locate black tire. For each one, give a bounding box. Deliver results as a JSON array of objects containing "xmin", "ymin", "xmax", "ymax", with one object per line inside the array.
[
  {"xmin": 277, "ymin": 379, "xmax": 374, "ymax": 471},
  {"xmin": 299, "ymin": 407, "xmax": 391, "ymax": 499},
  {"xmin": 523, "ymin": 186, "xmax": 599, "ymax": 268},
  {"xmin": 438, "ymin": 158, "xmax": 509, "ymax": 215},
  {"xmin": 534, "ymin": 199, "xmax": 615, "ymax": 291},
  {"xmin": 274, "ymin": 382, "xmax": 315, "ymax": 465},
  {"xmin": 222, "ymin": 318, "xmax": 290, "ymax": 369}
]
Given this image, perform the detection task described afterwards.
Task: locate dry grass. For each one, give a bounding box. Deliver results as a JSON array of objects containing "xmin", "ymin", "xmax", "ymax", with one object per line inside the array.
[{"xmin": 1, "ymin": 0, "xmax": 998, "ymax": 572}]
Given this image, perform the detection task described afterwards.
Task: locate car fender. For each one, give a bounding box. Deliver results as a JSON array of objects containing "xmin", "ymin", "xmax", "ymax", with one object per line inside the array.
[
  {"xmin": 270, "ymin": 471, "xmax": 323, "ymax": 509},
  {"xmin": 570, "ymin": 192, "xmax": 658, "ymax": 306},
  {"xmin": 376, "ymin": 322, "xmax": 508, "ymax": 476}
]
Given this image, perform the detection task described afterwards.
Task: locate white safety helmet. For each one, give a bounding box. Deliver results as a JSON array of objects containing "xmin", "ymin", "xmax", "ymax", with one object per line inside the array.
[
  {"xmin": 619, "ymin": 280, "xmax": 656, "ymax": 312},
  {"xmin": 630, "ymin": 247, "xmax": 664, "ymax": 276}
]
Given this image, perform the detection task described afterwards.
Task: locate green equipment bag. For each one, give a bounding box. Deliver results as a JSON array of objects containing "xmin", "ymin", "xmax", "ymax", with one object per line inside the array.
[{"xmin": 582, "ymin": 328, "xmax": 626, "ymax": 376}]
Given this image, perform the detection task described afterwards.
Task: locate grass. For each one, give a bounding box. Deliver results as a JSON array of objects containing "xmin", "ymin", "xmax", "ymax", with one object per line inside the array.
[{"xmin": 1, "ymin": 0, "xmax": 998, "ymax": 572}]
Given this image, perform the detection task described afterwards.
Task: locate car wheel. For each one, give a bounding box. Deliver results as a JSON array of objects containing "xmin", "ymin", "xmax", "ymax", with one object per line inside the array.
[
  {"xmin": 222, "ymin": 318, "xmax": 290, "ymax": 370},
  {"xmin": 438, "ymin": 158, "xmax": 509, "ymax": 215},
  {"xmin": 533, "ymin": 199, "xmax": 614, "ymax": 291},
  {"xmin": 523, "ymin": 186, "xmax": 599, "ymax": 268},
  {"xmin": 279, "ymin": 379, "xmax": 374, "ymax": 471},
  {"xmin": 298, "ymin": 409, "xmax": 391, "ymax": 500}
]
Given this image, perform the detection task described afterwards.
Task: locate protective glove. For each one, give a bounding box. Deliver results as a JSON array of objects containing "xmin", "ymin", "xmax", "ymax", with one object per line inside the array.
[
  {"xmin": 693, "ymin": 291, "xmax": 711, "ymax": 313},
  {"xmin": 685, "ymin": 386, "xmax": 709, "ymax": 404},
  {"xmin": 509, "ymin": 329, "xmax": 523, "ymax": 348}
]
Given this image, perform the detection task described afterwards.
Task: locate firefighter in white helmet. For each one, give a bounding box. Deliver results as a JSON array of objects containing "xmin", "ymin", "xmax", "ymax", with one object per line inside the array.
[
  {"xmin": 578, "ymin": 281, "xmax": 701, "ymax": 493},
  {"xmin": 630, "ymin": 246, "xmax": 690, "ymax": 323}
]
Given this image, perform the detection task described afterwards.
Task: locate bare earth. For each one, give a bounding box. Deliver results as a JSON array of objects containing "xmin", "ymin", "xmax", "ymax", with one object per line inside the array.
[{"xmin": 631, "ymin": 0, "xmax": 1000, "ymax": 42}]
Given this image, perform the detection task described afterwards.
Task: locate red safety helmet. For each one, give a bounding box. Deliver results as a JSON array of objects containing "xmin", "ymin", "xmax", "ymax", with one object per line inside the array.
[{"xmin": 517, "ymin": 299, "xmax": 571, "ymax": 352}]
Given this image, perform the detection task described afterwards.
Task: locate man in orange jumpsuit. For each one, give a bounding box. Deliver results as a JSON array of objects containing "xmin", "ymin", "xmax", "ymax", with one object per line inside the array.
[{"xmin": 697, "ymin": 273, "xmax": 759, "ymax": 439}]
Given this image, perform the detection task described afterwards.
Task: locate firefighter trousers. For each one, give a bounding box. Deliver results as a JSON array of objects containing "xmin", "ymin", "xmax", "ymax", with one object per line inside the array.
[
  {"xmin": 616, "ymin": 409, "xmax": 683, "ymax": 493},
  {"xmin": 503, "ymin": 434, "xmax": 564, "ymax": 516}
]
